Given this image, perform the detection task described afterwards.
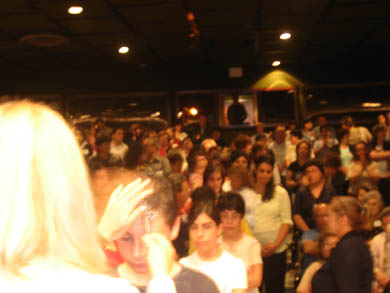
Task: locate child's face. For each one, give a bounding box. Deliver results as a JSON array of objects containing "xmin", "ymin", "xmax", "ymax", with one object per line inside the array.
[{"xmin": 220, "ymin": 209, "xmax": 242, "ymax": 237}]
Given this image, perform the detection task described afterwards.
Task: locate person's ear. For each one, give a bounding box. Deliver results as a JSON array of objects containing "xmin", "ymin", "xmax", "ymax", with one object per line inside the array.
[{"xmin": 170, "ymin": 216, "xmax": 181, "ymax": 241}]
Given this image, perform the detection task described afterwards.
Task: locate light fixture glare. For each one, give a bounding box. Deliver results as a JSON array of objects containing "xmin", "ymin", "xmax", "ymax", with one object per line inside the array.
[
  {"xmin": 189, "ymin": 107, "xmax": 198, "ymax": 116},
  {"xmin": 362, "ymin": 102, "xmax": 382, "ymax": 108},
  {"xmin": 118, "ymin": 46, "xmax": 129, "ymax": 54},
  {"xmin": 272, "ymin": 60, "xmax": 281, "ymax": 67},
  {"xmin": 280, "ymin": 32, "xmax": 291, "ymax": 40},
  {"xmin": 68, "ymin": 6, "xmax": 83, "ymax": 15}
]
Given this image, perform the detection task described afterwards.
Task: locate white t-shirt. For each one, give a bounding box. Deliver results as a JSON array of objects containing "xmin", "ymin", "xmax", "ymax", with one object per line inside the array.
[
  {"xmin": 220, "ymin": 234, "xmax": 262, "ymax": 293},
  {"xmin": 180, "ymin": 250, "xmax": 247, "ymax": 293},
  {"xmin": 0, "ymin": 262, "xmax": 140, "ymax": 293},
  {"xmin": 296, "ymin": 260, "xmax": 324, "ymax": 292},
  {"xmin": 110, "ymin": 141, "xmax": 129, "ymax": 163}
]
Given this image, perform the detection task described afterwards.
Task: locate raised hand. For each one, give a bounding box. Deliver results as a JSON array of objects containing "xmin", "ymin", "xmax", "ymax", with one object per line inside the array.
[{"xmin": 98, "ymin": 177, "xmax": 153, "ymax": 242}]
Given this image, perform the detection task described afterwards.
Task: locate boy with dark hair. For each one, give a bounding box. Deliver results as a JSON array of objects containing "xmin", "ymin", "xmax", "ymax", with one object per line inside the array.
[
  {"xmin": 217, "ymin": 192, "xmax": 263, "ymax": 293},
  {"xmin": 98, "ymin": 170, "xmax": 219, "ymax": 293}
]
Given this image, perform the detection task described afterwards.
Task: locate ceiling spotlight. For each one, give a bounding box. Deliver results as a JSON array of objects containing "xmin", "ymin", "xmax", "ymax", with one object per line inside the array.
[
  {"xmin": 118, "ymin": 46, "xmax": 129, "ymax": 54},
  {"xmin": 280, "ymin": 32, "xmax": 291, "ymax": 40},
  {"xmin": 189, "ymin": 107, "xmax": 198, "ymax": 116},
  {"xmin": 362, "ymin": 102, "xmax": 382, "ymax": 108},
  {"xmin": 68, "ymin": 6, "xmax": 83, "ymax": 15},
  {"xmin": 272, "ymin": 60, "xmax": 281, "ymax": 67}
]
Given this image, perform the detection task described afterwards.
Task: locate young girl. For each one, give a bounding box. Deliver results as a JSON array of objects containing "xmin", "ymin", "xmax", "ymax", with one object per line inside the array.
[
  {"xmin": 180, "ymin": 199, "xmax": 247, "ymax": 293},
  {"xmin": 218, "ymin": 192, "xmax": 263, "ymax": 293}
]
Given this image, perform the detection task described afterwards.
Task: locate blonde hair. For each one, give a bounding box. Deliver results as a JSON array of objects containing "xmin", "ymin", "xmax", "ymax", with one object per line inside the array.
[
  {"xmin": 330, "ymin": 196, "xmax": 364, "ymax": 229},
  {"xmin": 0, "ymin": 100, "xmax": 107, "ymax": 277}
]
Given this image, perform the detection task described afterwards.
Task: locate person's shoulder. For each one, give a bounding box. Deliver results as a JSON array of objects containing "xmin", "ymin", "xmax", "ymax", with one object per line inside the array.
[
  {"xmin": 274, "ymin": 185, "xmax": 289, "ymax": 197},
  {"xmin": 175, "ymin": 266, "xmax": 219, "ymax": 293},
  {"xmin": 241, "ymin": 233, "xmax": 261, "ymax": 247},
  {"xmin": 371, "ymin": 231, "xmax": 385, "ymax": 246},
  {"xmin": 179, "ymin": 252, "xmax": 198, "ymax": 266}
]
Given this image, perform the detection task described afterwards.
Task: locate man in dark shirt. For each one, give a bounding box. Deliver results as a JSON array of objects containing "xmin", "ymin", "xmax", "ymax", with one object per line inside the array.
[{"xmin": 293, "ymin": 159, "xmax": 336, "ymax": 232}]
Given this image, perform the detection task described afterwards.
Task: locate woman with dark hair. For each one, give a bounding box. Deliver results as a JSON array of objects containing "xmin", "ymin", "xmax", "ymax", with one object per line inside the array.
[
  {"xmin": 334, "ymin": 128, "xmax": 353, "ymax": 174},
  {"xmin": 204, "ymin": 165, "xmax": 224, "ymax": 196},
  {"xmin": 252, "ymin": 154, "xmax": 292, "ymax": 293},
  {"xmin": 285, "ymin": 140, "xmax": 311, "ymax": 195},
  {"xmin": 229, "ymin": 151, "xmax": 250, "ymax": 169},
  {"xmin": 323, "ymin": 152, "xmax": 348, "ymax": 195},
  {"xmin": 311, "ymin": 196, "xmax": 373, "ymax": 293},
  {"xmin": 180, "ymin": 199, "xmax": 247, "ymax": 293},
  {"xmin": 348, "ymin": 141, "xmax": 380, "ymax": 196}
]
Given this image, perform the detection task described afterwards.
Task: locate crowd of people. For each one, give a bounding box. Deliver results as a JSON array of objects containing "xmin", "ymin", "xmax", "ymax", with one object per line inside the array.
[{"xmin": 2, "ymin": 99, "xmax": 390, "ymax": 293}]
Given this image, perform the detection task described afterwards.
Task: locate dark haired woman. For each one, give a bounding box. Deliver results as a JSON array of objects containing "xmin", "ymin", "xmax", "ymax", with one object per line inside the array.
[
  {"xmin": 311, "ymin": 196, "xmax": 373, "ymax": 293},
  {"xmin": 180, "ymin": 199, "xmax": 247, "ymax": 293},
  {"xmin": 252, "ymin": 154, "xmax": 292, "ymax": 293}
]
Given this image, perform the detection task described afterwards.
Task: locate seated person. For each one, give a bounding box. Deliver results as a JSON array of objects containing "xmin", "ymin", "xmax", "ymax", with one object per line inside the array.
[
  {"xmin": 297, "ymin": 233, "xmax": 339, "ymax": 293},
  {"xmin": 97, "ymin": 171, "xmax": 219, "ymax": 293},
  {"xmin": 300, "ymin": 203, "xmax": 329, "ymax": 274},
  {"xmin": 218, "ymin": 192, "xmax": 263, "ymax": 293}
]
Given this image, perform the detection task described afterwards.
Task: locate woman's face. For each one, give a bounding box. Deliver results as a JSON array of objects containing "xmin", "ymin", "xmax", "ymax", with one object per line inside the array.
[
  {"xmin": 231, "ymin": 156, "xmax": 248, "ymax": 169},
  {"xmin": 195, "ymin": 155, "xmax": 208, "ymax": 173},
  {"xmin": 297, "ymin": 142, "xmax": 309, "ymax": 159},
  {"xmin": 230, "ymin": 174, "xmax": 243, "ymax": 191},
  {"xmin": 206, "ymin": 171, "xmax": 223, "ymax": 195},
  {"xmin": 321, "ymin": 235, "xmax": 339, "ymax": 259},
  {"xmin": 189, "ymin": 212, "xmax": 221, "ymax": 255},
  {"xmin": 355, "ymin": 143, "xmax": 367, "ymax": 159},
  {"xmin": 366, "ymin": 198, "xmax": 381, "ymax": 218},
  {"xmin": 256, "ymin": 162, "xmax": 273, "ymax": 185}
]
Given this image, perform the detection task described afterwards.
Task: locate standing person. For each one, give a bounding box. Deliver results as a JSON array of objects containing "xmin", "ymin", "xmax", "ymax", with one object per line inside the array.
[
  {"xmin": 110, "ymin": 127, "xmax": 129, "ymax": 165},
  {"xmin": 269, "ymin": 125, "xmax": 291, "ymax": 180},
  {"xmin": 252, "ymin": 154, "xmax": 292, "ymax": 293},
  {"xmin": 332, "ymin": 129, "xmax": 353, "ymax": 174},
  {"xmin": 293, "ymin": 160, "xmax": 336, "ymax": 233},
  {"xmin": 285, "ymin": 140, "xmax": 311, "ymax": 195},
  {"xmin": 311, "ymin": 196, "xmax": 373, "ymax": 293},
  {"xmin": 341, "ymin": 115, "xmax": 372, "ymax": 145},
  {"xmin": 180, "ymin": 199, "xmax": 248, "ymax": 293},
  {"xmin": 218, "ymin": 192, "xmax": 263, "ymax": 293},
  {"xmin": 0, "ymin": 101, "xmax": 172, "ymax": 292},
  {"xmin": 312, "ymin": 125, "xmax": 338, "ymax": 161},
  {"xmin": 302, "ymin": 119, "xmax": 315, "ymax": 143}
]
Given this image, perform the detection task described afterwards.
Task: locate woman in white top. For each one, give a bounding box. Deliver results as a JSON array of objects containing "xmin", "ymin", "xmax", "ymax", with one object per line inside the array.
[
  {"xmin": 0, "ymin": 101, "xmax": 174, "ymax": 292},
  {"xmin": 252, "ymin": 154, "xmax": 293, "ymax": 293},
  {"xmin": 180, "ymin": 198, "xmax": 247, "ymax": 293}
]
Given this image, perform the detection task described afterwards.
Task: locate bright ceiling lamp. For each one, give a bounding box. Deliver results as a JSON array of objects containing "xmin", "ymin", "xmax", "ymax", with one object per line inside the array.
[
  {"xmin": 118, "ymin": 46, "xmax": 129, "ymax": 54},
  {"xmin": 68, "ymin": 6, "xmax": 83, "ymax": 14},
  {"xmin": 189, "ymin": 107, "xmax": 198, "ymax": 116},
  {"xmin": 280, "ymin": 32, "xmax": 291, "ymax": 40},
  {"xmin": 272, "ymin": 60, "xmax": 281, "ymax": 67},
  {"xmin": 362, "ymin": 102, "xmax": 382, "ymax": 108}
]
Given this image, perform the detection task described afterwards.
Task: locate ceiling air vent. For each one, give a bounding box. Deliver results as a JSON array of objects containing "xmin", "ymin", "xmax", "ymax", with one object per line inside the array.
[{"xmin": 19, "ymin": 33, "xmax": 69, "ymax": 47}]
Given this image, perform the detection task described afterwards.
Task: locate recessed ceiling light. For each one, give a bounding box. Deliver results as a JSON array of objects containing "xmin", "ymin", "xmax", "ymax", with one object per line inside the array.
[
  {"xmin": 280, "ymin": 32, "xmax": 291, "ymax": 40},
  {"xmin": 118, "ymin": 46, "xmax": 129, "ymax": 54},
  {"xmin": 68, "ymin": 6, "xmax": 83, "ymax": 15},
  {"xmin": 319, "ymin": 101, "xmax": 328, "ymax": 105},
  {"xmin": 272, "ymin": 60, "xmax": 281, "ymax": 67},
  {"xmin": 362, "ymin": 102, "xmax": 382, "ymax": 108}
]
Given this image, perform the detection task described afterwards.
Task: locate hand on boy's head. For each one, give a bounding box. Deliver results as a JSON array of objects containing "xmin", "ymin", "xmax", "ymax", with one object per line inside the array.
[{"xmin": 98, "ymin": 178, "xmax": 154, "ymax": 242}]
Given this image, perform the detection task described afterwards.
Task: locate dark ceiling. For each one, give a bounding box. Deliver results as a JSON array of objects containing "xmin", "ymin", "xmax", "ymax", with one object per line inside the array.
[{"xmin": 1, "ymin": 0, "xmax": 390, "ymax": 92}]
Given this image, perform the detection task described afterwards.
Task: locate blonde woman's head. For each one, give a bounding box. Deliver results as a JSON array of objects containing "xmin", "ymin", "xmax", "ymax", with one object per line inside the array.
[{"xmin": 0, "ymin": 100, "xmax": 107, "ymax": 277}]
